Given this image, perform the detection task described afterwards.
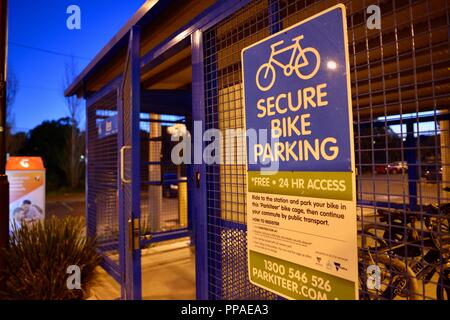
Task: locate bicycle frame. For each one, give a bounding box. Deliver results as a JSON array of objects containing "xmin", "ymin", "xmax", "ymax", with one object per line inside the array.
[
  {"xmin": 385, "ymin": 237, "xmax": 446, "ymax": 292},
  {"xmin": 268, "ymin": 35, "xmax": 307, "ymax": 74},
  {"xmin": 363, "ymin": 214, "xmax": 449, "ymax": 298}
]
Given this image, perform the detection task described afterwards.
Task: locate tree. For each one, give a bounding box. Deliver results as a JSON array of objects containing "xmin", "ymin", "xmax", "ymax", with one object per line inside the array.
[
  {"xmin": 20, "ymin": 118, "xmax": 72, "ymax": 190},
  {"xmin": 6, "ymin": 131, "xmax": 26, "ymax": 156},
  {"xmin": 5, "ymin": 69, "xmax": 22, "ymax": 154},
  {"xmin": 18, "ymin": 118, "xmax": 85, "ymax": 191},
  {"xmin": 62, "ymin": 57, "xmax": 84, "ymax": 189},
  {"xmin": 5, "ymin": 68, "xmax": 18, "ymax": 125}
]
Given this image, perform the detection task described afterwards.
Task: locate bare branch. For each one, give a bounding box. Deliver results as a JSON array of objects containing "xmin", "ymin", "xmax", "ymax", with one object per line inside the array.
[
  {"xmin": 63, "ymin": 57, "xmax": 82, "ymax": 126},
  {"xmin": 6, "ymin": 68, "xmax": 18, "ymax": 127},
  {"xmin": 62, "ymin": 56, "xmax": 84, "ymax": 189}
]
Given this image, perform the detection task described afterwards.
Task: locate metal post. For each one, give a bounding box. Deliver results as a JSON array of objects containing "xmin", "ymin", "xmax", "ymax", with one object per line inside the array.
[
  {"xmin": 129, "ymin": 25, "xmax": 142, "ymax": 301},
  {"xmin": 268, "ymin": 0, "xmax": 281, "ymax": 34},
  {"xmin": 191, "ymin": 30, "xmax": 208, "ymax": 300},
  {"xmin": 116, "ymin": 86, "xmax": 126, "ymax": 299},
  {"xmin": 148, "ymin": 113, "xmax": 162, "ymax": 232},
  {"xmin": 0, "ymin": 0, "xmax": 9, "ymax": 281}
]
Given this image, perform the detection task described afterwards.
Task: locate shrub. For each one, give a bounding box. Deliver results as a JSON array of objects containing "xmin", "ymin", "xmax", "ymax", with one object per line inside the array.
[{"xmin": 0, "ymin": 217, "xmax": 102, "ymax": 300}]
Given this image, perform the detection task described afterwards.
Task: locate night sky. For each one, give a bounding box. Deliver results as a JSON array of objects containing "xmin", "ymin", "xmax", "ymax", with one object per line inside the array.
[
  {"xmin": 7, "ymin": 0, "xmax": 437, "ymax": 136},
  {"xmin": 8, "ymin": 0, "xmax": 145, "ymax": 132}
]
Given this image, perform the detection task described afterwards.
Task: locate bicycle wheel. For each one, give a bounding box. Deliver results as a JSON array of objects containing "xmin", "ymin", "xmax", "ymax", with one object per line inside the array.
[
  {"xmin": 358, "ymin": 231, "xmax": 420, "ymax": 300},
  {"xmin": 359, "ymin": 253, "xmax": 420, "ymax": 300},
  {"xmin": 294, "ymin": 47, "xmax": 320, "ymax": 80},
  {"xmin": 256, "ymin": 63, "xmax": 276, "ymax": 91}
]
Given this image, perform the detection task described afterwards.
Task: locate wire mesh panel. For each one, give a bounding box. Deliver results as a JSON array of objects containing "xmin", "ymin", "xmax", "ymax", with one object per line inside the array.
[
  {"xmin": 139, "ymin": 114, "xmax": 189, "ymax": 236},
  {"xmin": 86, "ymin": 91, "xmax": 121, "ymax": 272},
  {"xmin": 204, "ymin": 0, "xmax": 278, "ymax": 300},
  {"xmin": 203, "ymin": 0, "xmax": 450, "ymax": 300}
]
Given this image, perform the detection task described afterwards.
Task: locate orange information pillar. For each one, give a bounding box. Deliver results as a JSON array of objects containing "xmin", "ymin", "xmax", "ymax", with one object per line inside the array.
[{"xmin": 6, "ymin": 157, "xmax": 46, "ymax": 228}]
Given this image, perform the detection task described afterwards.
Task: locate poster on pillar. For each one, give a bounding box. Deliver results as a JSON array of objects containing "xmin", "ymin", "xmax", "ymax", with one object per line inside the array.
[
  {"xmin": 242, "ymin": 4, "xmax": 358, "ymax": 300},
  {"xmin": 6, "ymin": 157, "xmax": 46, "ymax": 230}
]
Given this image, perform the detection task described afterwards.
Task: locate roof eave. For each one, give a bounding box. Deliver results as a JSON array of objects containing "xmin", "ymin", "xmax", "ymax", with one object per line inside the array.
[{"xmin": 64, "ymin": 0, "xmax": 163, "ymax": 97}]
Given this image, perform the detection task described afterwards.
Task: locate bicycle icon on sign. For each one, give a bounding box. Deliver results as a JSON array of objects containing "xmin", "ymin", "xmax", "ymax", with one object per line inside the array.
[{"xmin": 256, "ymin": 35, "xmax": 321, "ymax": 91}]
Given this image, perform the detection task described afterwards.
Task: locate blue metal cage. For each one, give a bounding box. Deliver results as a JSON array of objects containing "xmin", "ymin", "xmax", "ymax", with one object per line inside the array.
[
  {"xmin": 199, "ymin": 0, "xmax": 450, "ymax": 300},
  {"xmin": 83, "ymin": 0, "xmax": 450, "ymax": 300}
]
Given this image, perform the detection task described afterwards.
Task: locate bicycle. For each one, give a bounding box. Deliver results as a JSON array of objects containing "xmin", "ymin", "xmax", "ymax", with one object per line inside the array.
[
  {"xmin": 363, "ymin": 204, "xmax": 450, "ymax": 299},
  {"xmin": 256, "ymin": 35, "xmax": 320, "ymax": 91},
  {"xmin": 358, "ymin": 230, "xmax": 420, "ymax": 300}
]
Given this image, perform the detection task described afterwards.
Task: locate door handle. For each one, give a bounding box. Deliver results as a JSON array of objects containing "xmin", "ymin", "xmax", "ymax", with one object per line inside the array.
[{"xmin": 120, "ymin": 146, "xmax": 132, "ymax": 184}]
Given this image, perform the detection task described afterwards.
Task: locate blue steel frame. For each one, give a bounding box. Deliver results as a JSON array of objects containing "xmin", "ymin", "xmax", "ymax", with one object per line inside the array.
[
  {"xmin": 79, "ymin": 0, "xmax": 450, "ymax": 301},
  {"xmin": 116, "ymin": 81, "xmax": 126, "ymax": 298},
  {"xmin": 191, "ymin": 30, "xmax": 208, "ymax": 300},
  {"xmin": 268, "ymin": 0, "xmax": 282, "ymax": 34},
  {"xmin": 85, "ymin": 95, "xmax": 93, "ymax": 240},
  {"xmin": 124, "ymin": 25, "xmax": 142, "ymax": 300},
  {"xmin": 205, "ymin": 26, "xmax": 222, "ymax": 299}
]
